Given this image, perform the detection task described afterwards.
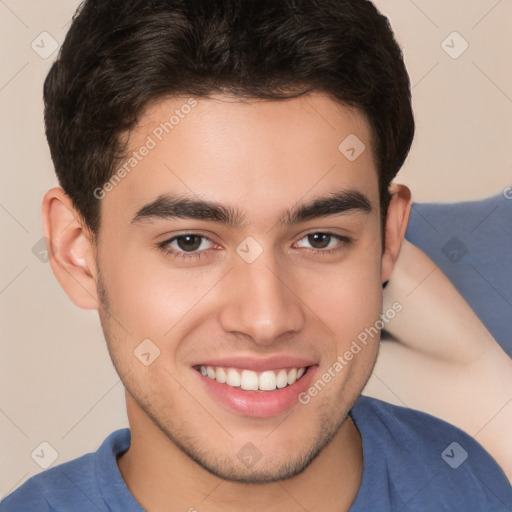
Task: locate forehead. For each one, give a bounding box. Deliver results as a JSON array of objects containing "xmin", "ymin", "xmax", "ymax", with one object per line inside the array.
[{"xmin": 102, "ymin": 92, "xmax": 379, "ymax": 226}]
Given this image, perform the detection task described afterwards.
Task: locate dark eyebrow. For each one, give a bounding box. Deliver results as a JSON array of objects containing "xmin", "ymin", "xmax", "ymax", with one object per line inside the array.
[
  {"xmin": 131, "ymin": 189, "xmax": 372, "ymax": 227},
  {"xmin": 283, "ymin": 189, "xmax": 372, "ymax": 224},
  {"xmin": 131, "ymin": 194, "xmax": 246, "ymax": 227}
]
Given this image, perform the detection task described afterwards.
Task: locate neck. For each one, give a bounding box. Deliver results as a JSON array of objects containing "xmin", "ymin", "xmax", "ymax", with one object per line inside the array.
[{"xmin": 117, "ymin": 394, "xmax": 363, "ymax": 512}]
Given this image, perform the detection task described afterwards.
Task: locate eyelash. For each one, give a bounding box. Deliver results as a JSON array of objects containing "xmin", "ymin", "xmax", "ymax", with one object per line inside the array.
[
  {"xmin": 295, "ymin": 233, "xmax": 353, "ymax": 256},
  {"xmin": 157, "ymin": 232, "xmax": 352, "ymax": 260},
  {"xmin": 157, "ymin": 234, "xmax": 216, "ymax": 260}
]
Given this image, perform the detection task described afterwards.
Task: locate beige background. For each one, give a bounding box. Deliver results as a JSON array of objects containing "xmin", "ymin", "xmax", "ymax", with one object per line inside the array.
[{"xmin": 1, "ymin": 0, "xmax": 511, "ymax": 497}]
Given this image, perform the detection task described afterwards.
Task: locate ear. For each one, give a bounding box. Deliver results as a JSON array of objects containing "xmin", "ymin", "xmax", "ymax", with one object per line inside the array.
[
  {"xmin": 42, "ymin": 187, "xmax": 100, "ymax": 309},
  {"xmin": 381, "ymin": 183, "xmax": 412, "ymax": 283}
]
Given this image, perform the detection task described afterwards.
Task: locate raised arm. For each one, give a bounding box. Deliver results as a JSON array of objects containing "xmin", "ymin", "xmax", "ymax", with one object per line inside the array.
[
  {"xmin": 364, "ymin": 239, "xmax": 512, "ymax": 480},
  {"xmin": 382, "ymin": 238, "xmax": 501, "ymax": 363}
]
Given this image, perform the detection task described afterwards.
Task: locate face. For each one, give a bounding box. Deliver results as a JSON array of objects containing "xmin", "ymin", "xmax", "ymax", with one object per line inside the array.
[{"xmin": 95, "ymin": 92, "xmax": 385, "ymax": 482}]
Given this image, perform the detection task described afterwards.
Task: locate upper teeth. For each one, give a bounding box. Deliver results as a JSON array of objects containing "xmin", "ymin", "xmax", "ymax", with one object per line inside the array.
[{"xmin": 199, "ymin": 365, "xmax": 307, "ymax": 391}]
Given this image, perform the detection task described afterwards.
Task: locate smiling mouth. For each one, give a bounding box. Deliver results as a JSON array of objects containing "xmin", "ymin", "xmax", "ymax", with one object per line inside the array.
[{"xmin": 194, "ymin": 365, "xmax": 310, "ymax": 392}]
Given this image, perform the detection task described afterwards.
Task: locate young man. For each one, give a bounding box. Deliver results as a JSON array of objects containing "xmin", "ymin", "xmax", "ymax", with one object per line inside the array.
[{"xmin": 1, "ymin": 0, "xmax": 511, "ymax": 510}]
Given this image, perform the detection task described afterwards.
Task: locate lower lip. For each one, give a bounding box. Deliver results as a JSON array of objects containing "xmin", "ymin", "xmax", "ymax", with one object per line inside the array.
[{"xmin": 194, "ymin": 366, "xmax": 319, "ymax": 418}]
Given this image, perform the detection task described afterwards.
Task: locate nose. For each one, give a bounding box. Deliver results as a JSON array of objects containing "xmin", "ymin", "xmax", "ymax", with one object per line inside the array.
[{"xmin": 218, "ymin": 255, "xmax": 306, "ymax": 346}]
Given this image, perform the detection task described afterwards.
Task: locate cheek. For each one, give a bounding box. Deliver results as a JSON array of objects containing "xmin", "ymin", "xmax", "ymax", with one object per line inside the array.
[
  {"xmin": 98, "ymin": 246, "xmax": 226, "ymax": 340},
  {"xmin": 99, "ymin": 230, "xmax": 383, "ymax": 346},
  {"xmin": 295, "ymin": 242, "xmax": 383, "ymax": 338}
]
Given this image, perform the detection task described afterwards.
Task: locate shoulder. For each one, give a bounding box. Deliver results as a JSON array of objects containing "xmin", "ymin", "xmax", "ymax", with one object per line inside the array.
[
  {"xmin": 0, "ymin": 452, "xmax": 96, "ymax": 512},
  {"xmin": 0, "ymin": 429, "xmax": 130, "ymax": 512},
  {"xmin": 350, "ymin": 396, "xmax": 512, "ymax": 511},
  {"xmin": 0, "ymin": 477, "xmax": 52, "ymax": 512}
]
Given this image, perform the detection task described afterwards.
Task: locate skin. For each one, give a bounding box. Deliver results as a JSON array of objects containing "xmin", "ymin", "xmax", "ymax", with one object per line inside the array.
[
  {"xmin": 42, "ymin": 92, "xmax": 410, "ymax": 512},
  {"xmin": 366, "ymin": 239, "xmax": 512, "ymax": 481}
]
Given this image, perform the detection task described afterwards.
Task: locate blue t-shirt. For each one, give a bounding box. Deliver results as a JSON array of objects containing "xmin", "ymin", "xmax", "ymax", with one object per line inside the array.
[{"xmin": 2, "ymin": 396, "xmax": 511, "ymax": 511}]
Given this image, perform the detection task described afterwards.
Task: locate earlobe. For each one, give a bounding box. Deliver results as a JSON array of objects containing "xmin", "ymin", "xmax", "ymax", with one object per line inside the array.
[
  {"xmin": 380, "ymin": 183, "xmax": 412, "ymax": 283},
  {"xmin": 42, "ymin": 187, "xmax": 100, "ymax": 310}
]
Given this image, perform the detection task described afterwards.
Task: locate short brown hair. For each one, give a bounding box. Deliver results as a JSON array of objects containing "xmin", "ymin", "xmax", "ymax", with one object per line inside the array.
[{"xmin": 43, "ymin": 0, "xmax": 414, "ymax": 237}]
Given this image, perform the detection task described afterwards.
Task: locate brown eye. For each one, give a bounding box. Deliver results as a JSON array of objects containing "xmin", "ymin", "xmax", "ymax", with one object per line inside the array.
[
  {"xmin": 159, "ymin": 234, "xmax": 214, "ymax": 256},
  {"xmin": 294, "ymin": 232, "xmax": 352, "ymax": 254},
  {"xmin": 307, "ymin": 233, "xmax": 332, "ymax": 249},
  {"xmin": 175, "ymin": 235, "xmax": 203, "ymax": 251}
]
